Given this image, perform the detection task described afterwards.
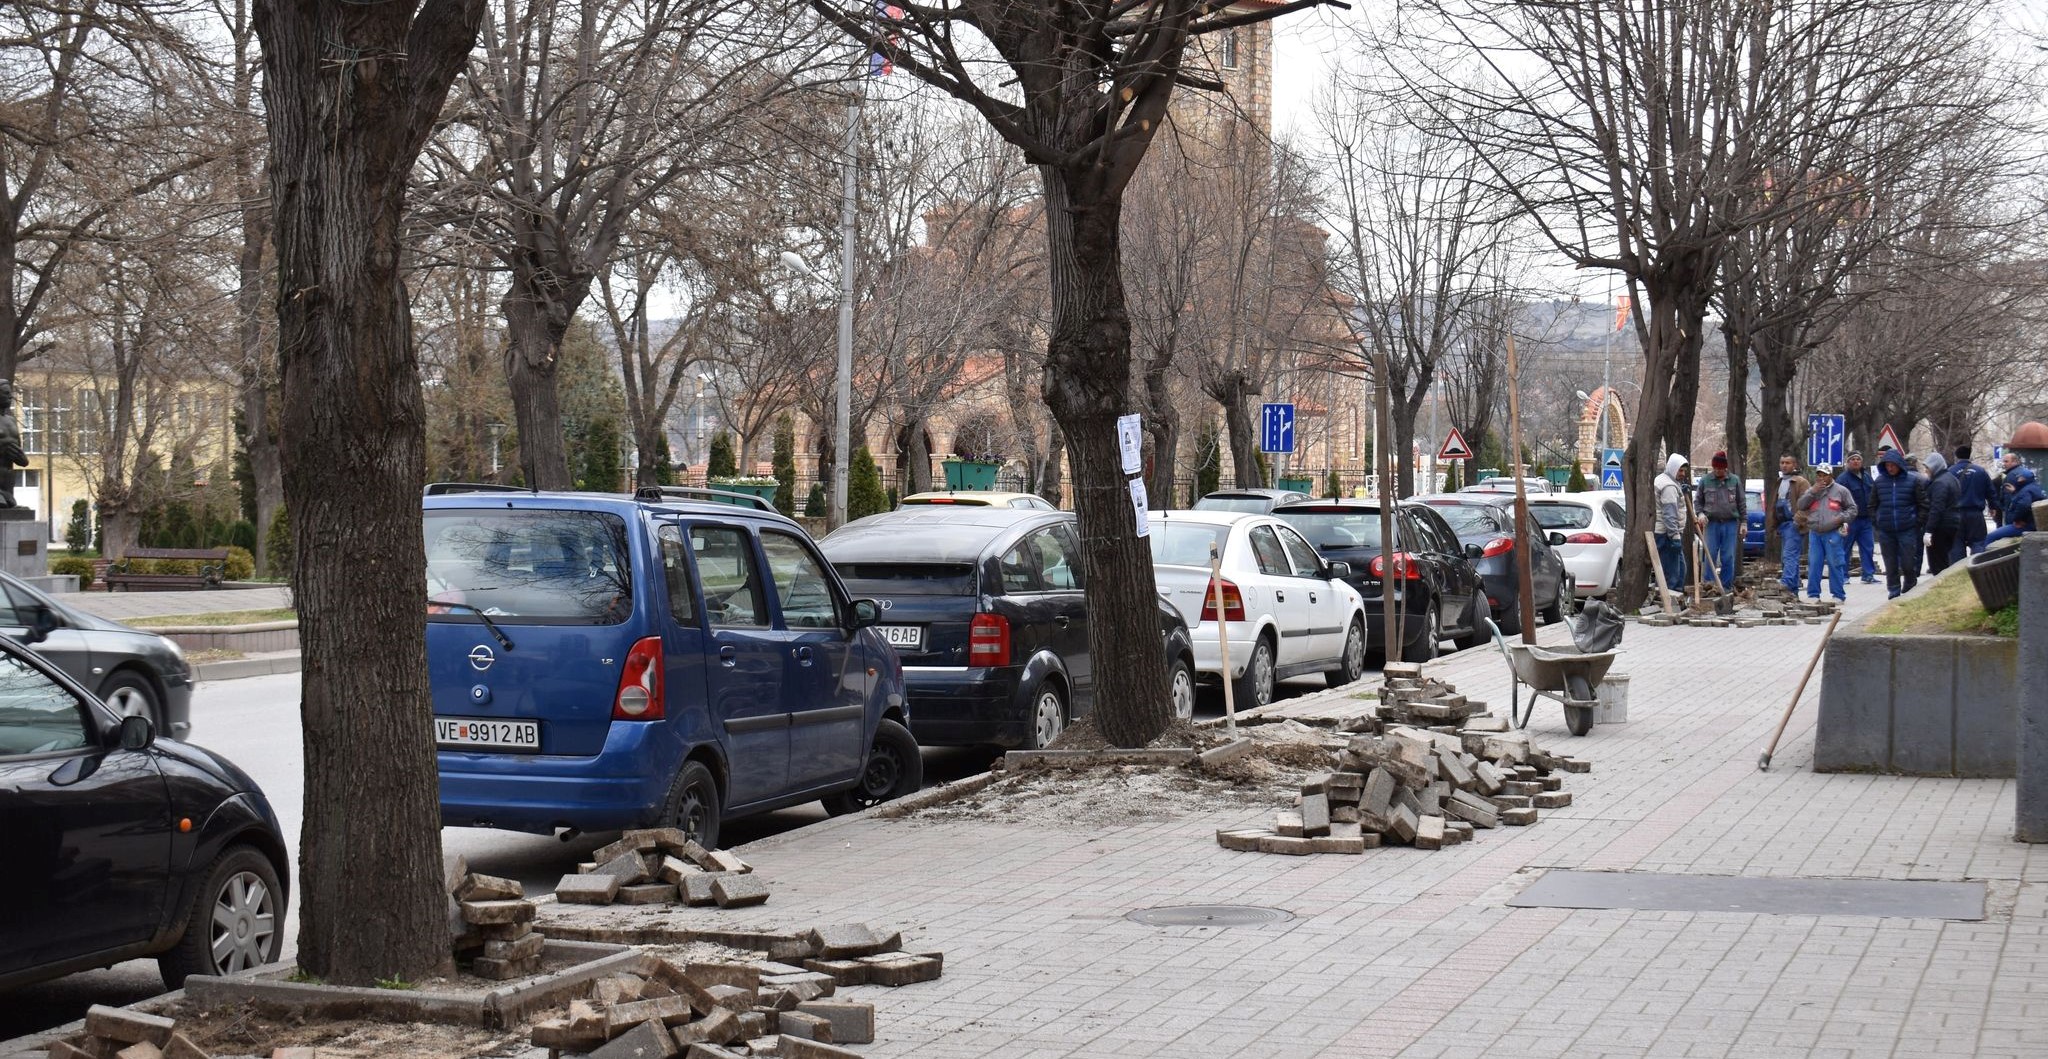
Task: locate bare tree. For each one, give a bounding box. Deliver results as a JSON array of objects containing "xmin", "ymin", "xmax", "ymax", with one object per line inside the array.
[{"xmin": 256, "ymin": 0, "xmax": 484, "ymax": 985}]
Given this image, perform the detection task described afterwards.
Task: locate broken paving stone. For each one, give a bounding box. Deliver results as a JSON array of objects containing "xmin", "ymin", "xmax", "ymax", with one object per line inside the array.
[
  {"xmin": 775, "ymin": 969, "xmax": 845, "ymax": 996},
  {"xmin": 805, "ymin": 924, "xmax": 901, "ymax": 960},
  {"xmin": 589, "ymin": 1019, "xmax": 673, "ymax": 1059},
  {"xmin": 557, "ymin": 873, "xmax": 622, "ymax": 905},
  {"xmin": 85, "ymin": 1006, "xmax": 175, "ymax": 1047},
  {"xmin": 776, "ymin": 1011, "xmax": 834, "ymax": 1043},
  {"xmin": 443, "ymin": 853, "xmax": 470, "ymax": 894},
  {"xmin": 711, "ymin": 874, "xmax": 769, "ymax": 908},
  {"xmin": 455, "ymin": 873, "xmax": 523, "ymax": 902},
  {"xmin": 617, "ymin": 883, "xmax": 680, "ymax": 905},
  {"xmin": 794, "ymin": 1001, "xmax": 875, "ymax": 1045},
  {"xmin": 672, "ymin": 1008, "xmax": 743, "ymax": 1046},
  {"xmin": 590, "ymin": 852, "xmax": 651, "ymax": 886},
  {"xmin": 1215, "ymin": 828, "xmax": 1265, "ymax": 851}
]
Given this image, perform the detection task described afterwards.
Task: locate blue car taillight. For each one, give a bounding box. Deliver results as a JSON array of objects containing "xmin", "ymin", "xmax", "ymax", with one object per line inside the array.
[{"xmin": 612, "ymin": 636, "xmax": 664, "ymax": 720}]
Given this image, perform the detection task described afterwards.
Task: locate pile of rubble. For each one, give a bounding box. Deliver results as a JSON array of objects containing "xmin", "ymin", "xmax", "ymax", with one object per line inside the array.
[
  {"xmin": 1639, "ymin": 587, "xmax": 1838, "ymax": 628},
  {"xmin": 446, "ymin": 859, "xmax": 549, "ymax": 981},
  {"xmin": 556, "ymin": 829, "xmax": 768, "ymax": 910},
  {"xmin": 49, "ymin": 1005, "xmax": 213, "ymax": 1059},
  {"xmin": 530, "ymin": 924, "xmax": 938, "ymax": 1059},
  {"xmin": 1218, "ymin": 667, "xmax": 1588, "ymax": 855}
]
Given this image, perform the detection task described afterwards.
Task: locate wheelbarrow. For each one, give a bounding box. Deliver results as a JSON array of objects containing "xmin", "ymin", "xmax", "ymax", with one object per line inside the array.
[{"xmin": 1486, "ymin": 617, "xmax": 1618, "ymax": 736}]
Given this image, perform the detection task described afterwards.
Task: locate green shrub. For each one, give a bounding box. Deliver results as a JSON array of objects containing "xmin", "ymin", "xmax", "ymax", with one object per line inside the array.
[
  {"xmin": 228, "ymin": 519, "xmax": 258, "ymax": 552},
  {"xmin": 224, "ymin": 546, "xmax": 255, "ymax": 581},
  {"xmin": 1566, "ymin": 462, "xmax": 1590, "ymax": 493},
  {"xmin": 848, "ymin": 447, "xmax": 888, "ymax": 521},
  {"xmin": 707, "ymin": 431, "xmax": 738, "ymax": 480},
  {"xmin": 804, "ymin": 483, "xmax": 826, "ymax": 518},
  {"xmin": 266, "ymin": 504, "xmax": 293, "ymax": 578},
  {"xmin": 50, "ymin": 556, "xmax": 94, "ymax": 589},
  {"xmin": 64, "ymin": 500, "xmax": 91, "ymax": 553},
  {"xmin": 1325, "ymin": 469, "xmax": 1342, "ymax": 499},
  {"xmin": 772, "ymin": 416, "xmax": 798, "ymax": 517}
]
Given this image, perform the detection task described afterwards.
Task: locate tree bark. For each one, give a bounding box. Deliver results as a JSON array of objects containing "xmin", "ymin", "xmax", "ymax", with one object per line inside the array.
[
  {"xmin": 1037, "ymin": 167, "xmax": 1167, "ymax": 748},
  {"xmin": 1722, "ymin": 323, "xmax": 1750, "ymax": 480},
  {"xmin": 901, "ymin": 419, "xmax": 933, "ymax": 494},
  {"xmin": 1756, "ymin": 341, "xmax": 1799, "ymax": 557},
  {"xmin": 1219, "ymin": 380, "xmax": 1262, "ymax": 489},
  {"xmin": 1615, "ymin": 282, "xmax": 1686, "ymax": 610},
  {"xmin": 256, "ymin": 0, "xmax": 481, "ymax": 985},
  {"xmin": 502, "ymin": 286, "xmax": 575, "ymax": 490}
]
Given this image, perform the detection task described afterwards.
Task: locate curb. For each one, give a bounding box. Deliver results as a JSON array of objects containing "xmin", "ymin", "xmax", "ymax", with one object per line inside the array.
[
  {"xmin": 0, "ymin": 991, "xmax": 184, "ymax": 1058},
  {"xmin": 195, "ymin": 651, "xmax": 301, "ymax": 682}
]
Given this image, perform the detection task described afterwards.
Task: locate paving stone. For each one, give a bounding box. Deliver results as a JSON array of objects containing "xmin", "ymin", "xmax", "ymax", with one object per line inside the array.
[
  {"xmin": 1362, "ymin": 767, "xmax": 1394, "ymax": 814},
  {"xmin": 858, "ymin": 952, "xmax": 942, "ymax": 985},
  {"xmin": 114, "ymin": 1043, "xmax": 163, "ymax": 1059},
  {"xmin": 1489, "ymin": 794, "xmax": 1532, "ymax": 809},
  {"xmin": 1389, "ymin": 802, "xmax": 1419, "ymax": 844},
  {"xmin": 606, "ymin": 995, "xmax": 693, "ymax": 1034},
  {"xmin": 591, "ymin": 853, "xmax": 651, "ymax": 886},
  {"xmin": 734, "ymin": 1012, "xmax": 769, "ymax": 1039},
  {"xmin": 162, "ymin": 1033, "xmax": 210, "ymax": 1059},
  {"xmin": 1329, "ymin": 805, "xmax": 1360, "ymax": 823},
  {"xmin": 805, "ymin": 923, "xmax": 901, "ymax": 959},
  {"xmin": 1413, "ymin": 813, "xmax": 1446, "ymax": 850},
  {"xmin": 483, "ymin": 931, "xmax": 547, "ymax": 961},
  {"xmin": 791, "ymin": 963, "xmax": 859, "ymax": 992},
  {"xmin": 776, "ymin": 1011, "xmax": 833, "ymax": 1043},
  {"xmin": 703, "ymin": 850, "xmax": 751, "ymax": 874},
  {"xmin": 617, "ymin": 883, "xmax": 680, "ymax": 905},
  {"xmin": 531, "ymin": 1016, "xmax": 609, "ymax": 1051},
  {"xmin": 456, "ymin": 872, "xmax": 523, "ymax": 902},
  {"xmin": 1444, "ymin": 790, "xmax": 1499, "ymax": 829},
  {"xmin": 775, "ymin": 1036, "xmax": 863, "ymax": 1059},
  {"xmin": 672, "ymin": 1009, "xmax": 743, "ymax": 1046},
  {"xmin": 711, "ymin": 874, "xmax": 770, "ymax": 908},
  {"xmin": 1533, "ymin": 790, "xmax": 1573, "ymax": 808},
  {"xmin": 1255, "ymin": 833, "xmax": 1318, "ymax": 855},
  {"xmin": 658, "ymin": 856, "xmax": 699, "ymax": 885},
  {"xmin": 680, "ymin": 872, "xmax": 733, "ymax": 906},
  {"xmin": 1472, "ymin": 759, "xmax": 1506, "ymax": 794},
  {"xmin": 589, "ymin": 1019, "xmax": 674, "ymax": 1059},
  {"xmin": 460, "ymin": 899, "xmax": 536, "ymax": 925},
  {"xmin": 1215, "ymin": 827, "xmax": 1267, "ymax": 851},
  {"xmin": 442, "ymin": 853, "xmax": 470, "ymax": 894},
  {"xmin": 685, "ymin": 962, "xmax": 761, "ymax": 991},
  {"xmin": 46, "ymin": 1044, "xmax": 98, "ymax": 1059},
  {"xmin": 1298, "ymin": 791, "xmax": 1331, "ymax": 836},
  {"xmin": 1273, "ymin": 809, "xmax": 1304, "ymax": 837},
  {"xmin": 1501, "ymin": 806, "xmax": 1539, "ymax": 825},
  {"xmin": 793, "ymin": 1001, "xmax": 875, "ymax": 1045},
  {"xmin": 704, "ymin": 983, "xmax": 756, "ymax": 1012},
  {"xmin": 473, "ymin": 953, "xmax": 542, "ymax": 980},
  {"xmin": 85, "ymin": 1006, "xmax": 175, "ymax": 1047},
  {"xmin": 557, "ymin": 873, "xmax": 622, "ymax": 904},
  {"xmin": 684, "ymin": 1045, "xmax": 746, "ymax": 1059}
]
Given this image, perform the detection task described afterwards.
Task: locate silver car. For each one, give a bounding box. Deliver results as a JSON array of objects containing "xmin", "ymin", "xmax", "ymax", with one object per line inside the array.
[{"xmin": 0, "ymin": 570, "xmax": 194, "ymax": 739}]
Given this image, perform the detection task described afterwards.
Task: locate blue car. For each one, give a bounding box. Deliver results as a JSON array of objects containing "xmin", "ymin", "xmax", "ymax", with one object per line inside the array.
[
  {"xmin": 424, "ymin": 485, "xmax": 914, "ymax": 846},
  {"xmin": 1744, "ymin": 485, "xmax": 1766, "ymax": 557}
]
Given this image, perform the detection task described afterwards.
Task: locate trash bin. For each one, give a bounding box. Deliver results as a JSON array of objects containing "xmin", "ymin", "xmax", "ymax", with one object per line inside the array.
[
  {"xmin": 1595, "ymin": 673, "xmax": 1629, "ymax": 724},
  {"xmin": 1968, "ymin": 544, "xmax": 2021, "ymax": 614}
]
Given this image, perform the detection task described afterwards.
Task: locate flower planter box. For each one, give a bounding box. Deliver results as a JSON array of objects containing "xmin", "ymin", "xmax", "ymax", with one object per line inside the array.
[
  {"xmin": 942, "ymin": 459, "xmax": 1001, "ymax": 491},
  {"xmin": 1967, "ymin": 544, "xmax": 2020, "ymax": 613},
  {"xmin": 1277, "ymin": 476, "xmax": 1314, "ymax": 493},
  {"xmin": 708, "ymin": 481, "xmax": 778, "ymax": 508}
]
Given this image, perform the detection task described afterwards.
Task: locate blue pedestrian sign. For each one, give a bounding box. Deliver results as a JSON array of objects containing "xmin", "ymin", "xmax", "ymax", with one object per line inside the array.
[
  {"xmin": 1807, "ymin": 414, "xmax": 1845, "ymax": 468},
  {"xmin": 1599, "ymin": 448, "xmax": 1625, "ymax": 490},
  {"xmin": 1260, "ymin": 403, "xmax": 1295, "ymax": 454}
]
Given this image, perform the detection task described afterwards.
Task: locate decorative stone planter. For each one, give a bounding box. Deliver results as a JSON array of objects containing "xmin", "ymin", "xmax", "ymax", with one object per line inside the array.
[{"xmin": 941, "ymin": 459, "xmax": 1001, "ymax": 491}]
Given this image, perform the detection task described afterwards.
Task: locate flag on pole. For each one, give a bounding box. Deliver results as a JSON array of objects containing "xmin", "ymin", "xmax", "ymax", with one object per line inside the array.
[
  {"xmin": 1613, "ymin": 295, "xmax": 1631, "ymax": 332},
  {"xmin": 870, "ymin": 1, "xmax": 903, "ymax": 76}
]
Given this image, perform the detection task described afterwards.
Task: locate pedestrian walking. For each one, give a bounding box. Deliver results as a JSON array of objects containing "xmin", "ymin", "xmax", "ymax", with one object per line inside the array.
[
  {"xmin": 1838, "ymin": 451, "xmax": 1877, "ymax": 583},
  {"xmin": 1869, "ymin": 449, "xmax": 1929, "ymax": 597},
  {"xmin": 1655, "ymin": 453, "xmax": 1692, "ymax": 595},
  {"xmin": 1695, "ymin": 451, "xmax": 1744, "ymax": 591},
  {"xmin": 1924, "ymin": 451, "xmax": 1961, "ymax": 575},
  {"xmin": 1797, "ymin": 464, "xmax": 1857, "ymax": 603},
  {"xmin": 1982, "ymin": 465, "xmax": 2044, "ymax": 548},
  {"xmin": 1773, "ymin": 454, "xmax": 1811, "ymax": 593},
  {"xmin": 1951, "ymin": 445, "xmax": 1992, "ymax": 560}
]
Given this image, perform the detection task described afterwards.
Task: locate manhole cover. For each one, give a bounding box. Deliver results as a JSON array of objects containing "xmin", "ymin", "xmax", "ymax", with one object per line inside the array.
[{"xmin": 1124, "ymin": 904, "xmax": 1293, "ymax": 927}]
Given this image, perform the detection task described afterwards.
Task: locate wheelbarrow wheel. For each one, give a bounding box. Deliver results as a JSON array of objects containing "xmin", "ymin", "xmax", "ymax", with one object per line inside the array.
[{"xmin": 1564, "ymin": 671, "xmax": 1595, "ymax": 736}]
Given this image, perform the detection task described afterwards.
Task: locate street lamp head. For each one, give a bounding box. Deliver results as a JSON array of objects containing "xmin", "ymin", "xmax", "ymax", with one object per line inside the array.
[{"xmin": 778, "ymin": 251, "xmax": 821, "ymax": 281}]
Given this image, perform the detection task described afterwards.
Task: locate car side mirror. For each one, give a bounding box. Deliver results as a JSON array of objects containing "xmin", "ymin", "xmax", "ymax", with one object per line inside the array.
[
  {"xmin": 26, "ymin": 604, "xmax": 58, "ymax": 644},
  {"xmin": 117, "ymin": 712, "xmax": 154, "ymax": 750},
  {"xmin": 1325, "ymin": 561, "xmax": 1352, "ymax": 580},
  {"xmin": 849, "ymin": 598, "xmax": 882, "ymax": 630},
  {"xmin": 1547, "ymin": 531, "xmax": 1567, "ymax": 547},
  {"xmin": 1464, "ymin": 543, "xmax": 1485, "ymax": 560}
]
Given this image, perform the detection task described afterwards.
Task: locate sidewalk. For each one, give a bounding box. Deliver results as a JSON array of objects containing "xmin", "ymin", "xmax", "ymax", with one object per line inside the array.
[
  {"xmin": 65, "ymin": 585, "xmax": 293, "ymax": 621},
  {"xmin": 724, "ymin": 584, "xmax": 2046, "ymax": 1059}
]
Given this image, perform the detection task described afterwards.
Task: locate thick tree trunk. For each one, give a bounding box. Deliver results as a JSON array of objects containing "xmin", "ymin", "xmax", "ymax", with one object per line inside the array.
[
  {"xmin": 257, "ymin": 0, "xmax": 480, "ymax": 985},
  {"xmin": 901, "ymin": 419, "xmax": 933, "ymax": 494},
  {"xmin": 1220, "ymin": 386, "xmax": 1262, "ymax": 489},
  {"xmin": 1038, "ymin": 167, "xmax": 1166, "ymax": 748},
  {"xmin": 502, "ymin": 282, "xmax": 577, "ymax": 490},
  {"xmin": 1722, "ymin": 324, "xmax": 1750, "ymax": 480},
  {"xmin": 1142, "ymin": 352, "xmax": 1179, "ymax": 508},
  {"xmin": 1391, "ymin": 399, "xmax": 1420, "ymax": 499},
  {"xmin": 632, "ymin": 414, "xmax": 665, "ymax": 489},
  {"xmin": 1616, "ymin": 283, "xmax": 1688, "ymax": 610},
  {"xmin": 1036, "ymin": 424, "xmax": 1065, "ymax": 505},
  {"xmin": 1756, "ymin": 343, "xmax": 1799, "ymax": 557}
]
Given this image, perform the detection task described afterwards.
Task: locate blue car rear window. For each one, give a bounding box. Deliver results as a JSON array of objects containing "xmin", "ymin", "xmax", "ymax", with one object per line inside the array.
[{"xmin": 426, "ymin": 510, "xmax": 632, "ymax": 625}]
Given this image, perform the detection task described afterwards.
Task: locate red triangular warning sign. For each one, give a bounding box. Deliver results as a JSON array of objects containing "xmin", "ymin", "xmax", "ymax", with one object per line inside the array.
[
  {"xmin": 1877, "ymin": 423, "xmax": 1904, "ymax": 454},
  {"xmin": 1439, "ymin": 427, "xmax": 1473, "ymax": 461}
]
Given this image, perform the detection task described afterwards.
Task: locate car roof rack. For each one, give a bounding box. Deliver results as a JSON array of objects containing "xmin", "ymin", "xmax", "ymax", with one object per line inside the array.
[
  {"xmin": 424, "ymin": 482, "xmax": 527, "ymax": 496},
  {"xmin": 633, "ymin": 485, "xmax": 776, "ymax": 512}
]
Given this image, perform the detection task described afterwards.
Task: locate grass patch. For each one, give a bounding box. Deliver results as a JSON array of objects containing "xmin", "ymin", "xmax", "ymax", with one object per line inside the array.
[
  {"xmin": 286, "ymin": 968, "xmax": 322, "ymax": 985},
  {"xmin": 129, "ymin": 608, "xmax": 296, "ymax": 628},
  {"xmin": 1864, "ymin": 571, "xmax": 2014, "ymax": 637},
  {"xmin": 374, "ymin": 975, "xmax": 418, "ymax": 991}
]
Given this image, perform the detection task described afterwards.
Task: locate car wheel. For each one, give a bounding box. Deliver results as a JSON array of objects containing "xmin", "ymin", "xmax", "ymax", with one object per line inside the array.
[
  {"xmin": 822, "ymin": 719, "xmax": 924, "ymax": 816},
  {"xmin": 1401, "ymin": 604, "xmax": 1441, "ymax": 663},
  {"xmin": 1541, "ymin": 574, "xmax": 1570, "ymax": 624},
  {"xmin": 1452, "ymin": 595, "xmax": 1489, "ymax": 650},
  {"xmin": 99, "ymin": 670, "xmax": 160, "ymax": 727},
  {"xmin": 1169, "ymin": 656, "xmax": 1197, "ymax": 721},
  {"xmin": 158, "ymin": 845, "xmax": 283, "ymax": 988},
  {"xmin": 1029, "ymin": 682, "xmax": 1067, "ymax": 749},
  {"xmin": 1325, "ymin": 619, "xmax": 1367, "ymax": 687},
  {"xmin": 658, "ymin": 760, "xmax": 721, "ymax": 849},
  {"xmin": 1233, "ymin": 635, "xmax": 1276, "ymax": 709}
]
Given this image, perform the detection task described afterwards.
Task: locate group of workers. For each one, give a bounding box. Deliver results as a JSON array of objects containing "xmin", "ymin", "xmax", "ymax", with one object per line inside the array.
[{"xmin": 1649, "ymin": 445, "xmax": 2042, "ymax": 605}]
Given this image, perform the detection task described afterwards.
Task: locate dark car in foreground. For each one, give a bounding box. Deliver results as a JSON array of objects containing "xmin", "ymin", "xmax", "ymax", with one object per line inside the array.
[
  {"xmin": 1273, "ymin": 499, "xmax": 1487, "ymax": 662},
  {"xmin": 1412, "ymin": 494, "xmax": 1573, "ymax": 634},
  {"xmin": 824, "ymin": 507, "xmax": 1197, "ymax": 748},
  {"xmin": 0, "ymin": 569, "xmax": 193, "ymax": 740},
  {"xmin": 0, "ymin": 636, "xmax": 288, "ymax": 991}
]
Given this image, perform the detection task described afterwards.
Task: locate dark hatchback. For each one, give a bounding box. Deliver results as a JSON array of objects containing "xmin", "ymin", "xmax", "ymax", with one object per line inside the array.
[
  {"xmin": 1273, "ymin": 500, "xmax": 1487, "ymax": 662},
  {"xmin": 1412, "ymin": 494, "xmax": 1573, "ymax": 634},
  {"xmin": 823, "ymin": 508, "xmax": 1197, "ymax": 749},
  {"xmin": 0, "ymin": 637, "xmax": 288, "ymax": 991}
]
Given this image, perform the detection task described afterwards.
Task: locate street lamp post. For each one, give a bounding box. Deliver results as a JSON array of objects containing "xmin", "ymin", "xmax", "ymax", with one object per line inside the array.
[{"xmin": 781, "ymin": 247, "xmax": 854, "ymax": 529}]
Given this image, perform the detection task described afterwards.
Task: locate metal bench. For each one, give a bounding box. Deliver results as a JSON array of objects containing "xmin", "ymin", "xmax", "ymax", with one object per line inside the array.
[{"xmin": 104, "ymin": 548, "xmax": 230, "ymax": 591}]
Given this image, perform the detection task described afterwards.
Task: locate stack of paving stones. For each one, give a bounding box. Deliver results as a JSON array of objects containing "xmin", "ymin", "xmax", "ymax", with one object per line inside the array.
[
  {"xmin": 528, "ymin": 924, "xmax": 938, "ymax": 1059},
  {"xmin": 555, "ymin": 829, "xmax": 769, "ymax": 911},
  {"xmin": 1217, "ymin": 664, "xmax": 1588, "ymax": 855},
  {"xmin": 46, "ymin": 1005, "xmax": 213, "ymax": 1059},
  {"xmin": 1637, "ymin": 584, "xmax": 1838, "ymax": 628},
  {"xmin": 447, "ymin": 856, "xmax": 547, "ymax": 980}
]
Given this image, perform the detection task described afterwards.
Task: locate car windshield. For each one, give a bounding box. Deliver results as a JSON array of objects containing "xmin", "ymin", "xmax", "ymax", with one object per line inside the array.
[
  {"xmin": 833, "ymin": 562, "xmax": 978, "ymax": 596},
  {"xmin": 424, "ymin": 510, "xmax": 632, "ymax": 624},
  {"xmin": 1529, "ymin": 503, "xmax": 1592, "ymax": 530},
  {"xmin": 1272, "ymin": 509, "xmax": 1384, "ymax": 550},
  {"xmin": 1192, "ymin": 496, "xmax": 1272, "ymax": 513},
  {"xmin": 1149, "ymin": 522, "xmax": 1231, "ymax": 565}
]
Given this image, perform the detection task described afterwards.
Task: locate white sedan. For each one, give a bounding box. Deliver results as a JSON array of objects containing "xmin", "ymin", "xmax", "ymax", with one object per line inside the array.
[
  {"xmin": 1147, "ymin": 510, "xmax": 1370, "ymax": 708},
  {"xmin": 1527, "ymin": 491, "xmax": 1629, "ymax": 598}
]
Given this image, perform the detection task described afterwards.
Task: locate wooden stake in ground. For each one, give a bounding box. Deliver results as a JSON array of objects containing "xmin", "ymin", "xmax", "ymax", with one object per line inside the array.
[
  {"xmin": 1645, "ymin": 530, "xmax": 1677, "ymax": 614},
  {"xmin": 1210, "ymin": 539, "xmax": 1236, "ymax": 732},
  {"xmin": 1504, "ymin": 334, "xmax": 1538, "ymax": 643},
  {"xmin": 1760, "ymin": 608, "xmax": 1845, "ymax": 770}
]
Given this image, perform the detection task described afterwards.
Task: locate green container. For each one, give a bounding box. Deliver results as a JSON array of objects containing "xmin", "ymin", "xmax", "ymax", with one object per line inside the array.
[
  {"xmin": 1544, "ymin": 468, "xmax": 1571, "ymax": 489},
  {"xmin": 709, "ymin": 481, "xmax": 778, "ymax": 508},
  {"xmin": 1277, "ymin": 476, "xmax": 1314, "ymax": 493},
  {"xmin": 942, "ymin": 459, "xmax": 1002, "ymax": 491}
]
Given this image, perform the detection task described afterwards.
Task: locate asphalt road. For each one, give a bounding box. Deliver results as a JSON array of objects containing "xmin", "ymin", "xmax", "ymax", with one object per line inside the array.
[{"xmin": 0, "ymin": 669, "xmax": 1329, "ymax": 1041}]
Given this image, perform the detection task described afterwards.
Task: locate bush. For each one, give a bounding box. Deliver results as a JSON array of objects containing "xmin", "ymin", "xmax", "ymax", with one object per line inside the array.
[
  {"xmin": 266, "ymin": 504, "xmax": 293, "ymax": 578},
  {"xmin": 1566, "ymin": 462, "xmax": 1590, "ymax": 493},
  {"xmin": 224, "ymin": 546, "xmax": 255, "ymax": 581},
  {"xmin": 772, "ymin": 416, "xmax": 798, "ymax": 517},
  {"xmin": 64, "ymin": 500, "xmax": 91, "ymax": 553},
  {"xmin": 50, "ymin": 556, "xmax": 94, "ymax": 590},
  {"xmin": 228, "ymin": 519, "xmax": 258, "ymax": 552},
  {"xmin": 804, "ymin": 483, "xmax": 826, "ymax": 518},
  {"xmin": 848, "ymin": 447, "xmax": 888, "ymax": 521},
  {"xmin": 1325, "ymin": 469, "xmax": 1342, "ymax": 499},
  {"xmin": 707, "ymin": 431, "xmax": 738, "ymax": 480}
]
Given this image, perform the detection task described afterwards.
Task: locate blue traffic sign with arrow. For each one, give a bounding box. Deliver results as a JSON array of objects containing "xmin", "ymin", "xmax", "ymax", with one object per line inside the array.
[
  {"xmin": 1260, "ymin": 403, "xmax": 1295, "ymax": 454},
  {"xmin": 1807, "ymin": 414, "xmax": 1845, "ymax": 468}
]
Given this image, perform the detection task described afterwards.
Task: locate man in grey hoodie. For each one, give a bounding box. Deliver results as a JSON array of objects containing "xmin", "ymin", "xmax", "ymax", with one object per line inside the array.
[
  {"xmin": 1654, "ymin": 453, "xmax": 1691, "ymax": 595},
  {"xmin": 1797, "ymin": 464, "xmax": 1858, "ymax": 602},
  {"xmin": 1925, "ymin": 452, "xmax": 1962, "ymax": 574}
]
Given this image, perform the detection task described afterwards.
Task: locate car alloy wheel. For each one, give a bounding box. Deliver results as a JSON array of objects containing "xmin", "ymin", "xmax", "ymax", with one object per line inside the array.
[
  {"xmin": 1170, "ymin": 660, "xmax": 1196, "ymax": 720},
  {"xmin": 208, "ymin": 868, "xmax": 277, "ymax": 975},
  {"xmin": 100, "ymin": 671, "xmax": 159, "ymax": 726},
  {"xmin": 1032, "ymin": 686, "xmax": 1066, "ymax": 748},
  {"xmin": 1247, "ymin": 639, "xmax": 1275, "ymax": 706}
]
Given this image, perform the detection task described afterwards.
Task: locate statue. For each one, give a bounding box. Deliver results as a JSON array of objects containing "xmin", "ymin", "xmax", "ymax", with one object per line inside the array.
[{"xmin": 0, "ymin": 382, "xmax": 27, "ymax": 508}]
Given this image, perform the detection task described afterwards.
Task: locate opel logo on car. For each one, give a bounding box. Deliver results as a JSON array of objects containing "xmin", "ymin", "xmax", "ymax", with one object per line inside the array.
[{"xmin": 469, "ymin": 645, "xmax": 495, "ymax": 671}]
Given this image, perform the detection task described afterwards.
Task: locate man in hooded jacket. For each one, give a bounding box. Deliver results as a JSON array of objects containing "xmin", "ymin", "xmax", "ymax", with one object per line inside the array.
[
  {"xmin": 1983, "ymin": 465, "xmax": 2044, "ymax": 549},
  {"xmin": 1924, "ymin": 452, "xmax": 1962, "ymax": 575},
  {"xmin": 1654, "ymin": 453, "xmax": 1691, "ymax": 597},
  {"xmin": 1868, "ymin": 448, "xmax": 1929, "ymax": 597}
]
